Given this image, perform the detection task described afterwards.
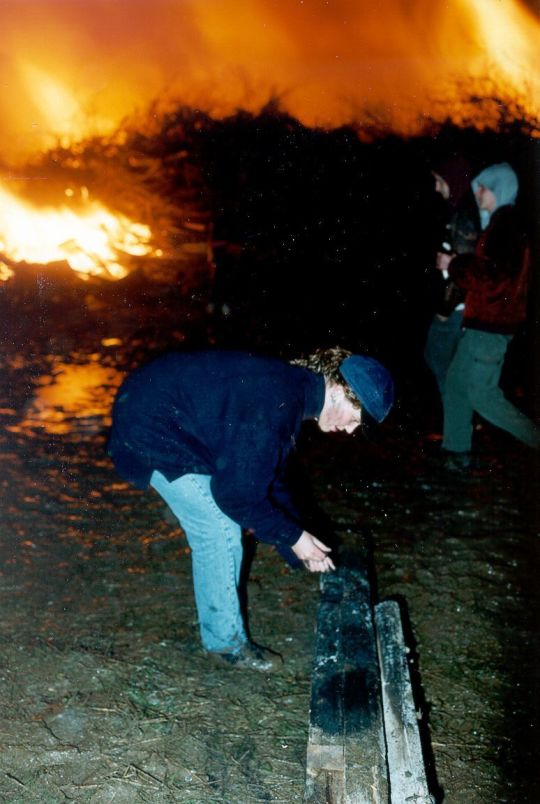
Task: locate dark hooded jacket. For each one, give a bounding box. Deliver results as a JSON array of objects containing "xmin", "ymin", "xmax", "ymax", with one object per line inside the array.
[
  {"xmin": 448, "ymin": 163, "xmax": 530, "ymax": 334},
  {"xmin": 432, "ymin": 155, "xmax": 480, "ymax": 317}
]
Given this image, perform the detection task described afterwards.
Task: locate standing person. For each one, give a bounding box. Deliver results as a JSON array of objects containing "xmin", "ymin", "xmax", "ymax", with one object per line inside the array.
[
  {"xmin": 108, "ymin": 347, "xmax": 394, "ymax": 670},
  {"xmin": 424, "ymin": 156, "xmax": 480, "ymax": 398},
  {"xmin": 439, "ymin": 162, "xmax": 539, "ymax": 467}
]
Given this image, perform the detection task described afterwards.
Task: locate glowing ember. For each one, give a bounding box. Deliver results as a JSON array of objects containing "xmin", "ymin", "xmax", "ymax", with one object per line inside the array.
[{"xmin": 0, "ymin": 183, "xmax": 154, "ymax": 280}]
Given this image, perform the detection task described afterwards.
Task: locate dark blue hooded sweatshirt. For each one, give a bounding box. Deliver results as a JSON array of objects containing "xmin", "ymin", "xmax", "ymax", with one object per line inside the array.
[{"xmin": 108, "ymin": 351, "xmax": 325, "ymax": 559}]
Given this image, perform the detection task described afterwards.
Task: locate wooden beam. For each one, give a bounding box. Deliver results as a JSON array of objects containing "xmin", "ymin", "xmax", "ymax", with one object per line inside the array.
[
  {"xmin": 374, "ymin": 600, "xmax": 434, "ymax": 804},
  {"xmin": 305, "ymin": 566, "xmax": 389, "ymax": 803}
]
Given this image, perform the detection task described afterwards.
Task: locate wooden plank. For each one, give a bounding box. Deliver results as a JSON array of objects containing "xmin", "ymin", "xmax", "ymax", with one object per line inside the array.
[
  {"xmin": 305, "ymin": 572, "xmax": 346, "ymax": 804},
  {"xmin": 374, "ymin": 600, "xmax": 434, "ymax": 804},
  {"xmin": 305, "ymin": 567, "xmax": 388, "ymax": 803}
]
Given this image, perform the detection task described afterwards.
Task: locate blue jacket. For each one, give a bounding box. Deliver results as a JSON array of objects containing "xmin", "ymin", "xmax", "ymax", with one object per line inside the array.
[{"xmin": 108, "ymin": 351, "xmax": 326, "ymax": 559}]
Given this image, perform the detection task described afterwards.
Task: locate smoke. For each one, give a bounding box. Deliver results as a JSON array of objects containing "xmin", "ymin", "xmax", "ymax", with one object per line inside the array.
[{"xmin": 1, "ymin": 0, "xmax": 538, "ymax": 162}]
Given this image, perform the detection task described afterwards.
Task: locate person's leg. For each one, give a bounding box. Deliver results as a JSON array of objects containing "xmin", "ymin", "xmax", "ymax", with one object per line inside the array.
[
  {"xmin": 467, "ymin": 332, "xmax": 540, "ymax": 449},
  {"xmin": 150, "ymin": 471, "xmax": 247, "ymax": 653},
  {"xmin": 442, "ymin": 330, "xmax": 475, "ymax": 453},
  {"xmin": 424, "ymin": 311, "xmax": 464, "ymax": 398}
]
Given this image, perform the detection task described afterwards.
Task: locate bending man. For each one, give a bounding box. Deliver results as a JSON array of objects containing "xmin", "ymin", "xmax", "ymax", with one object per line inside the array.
[{"xmin": 108, "ymin": 347, "xmax": 394, "ymax": 670}]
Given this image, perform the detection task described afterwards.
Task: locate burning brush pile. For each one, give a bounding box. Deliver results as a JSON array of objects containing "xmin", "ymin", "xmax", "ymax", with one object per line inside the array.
[
  {"xmin": 0, "ymin": 96, "xmax": 538, "ymax": 354},
  {"xmin": 2, "ymin": 88, "xmax": 538, "ymax": 283},
  {"xmin": 0, "ymin": 109, "xmax": 215, "ymax": 289},
  {"xmin": 0, "ymin": 0, "xmax": 539, "ymax": 329}
]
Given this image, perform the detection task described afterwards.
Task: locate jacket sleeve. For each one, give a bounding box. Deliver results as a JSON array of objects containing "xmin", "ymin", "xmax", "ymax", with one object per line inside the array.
[
  {"xmin": 447, "ymin": 252, "xmax": 486, "ymax": 290},
  {"xmin": 209, "ymin": 423, "xmax": 304, "ymax": 549},
  {"xmin": 449, "ymin": 208, "xmax": 526, "ymax": 289}
]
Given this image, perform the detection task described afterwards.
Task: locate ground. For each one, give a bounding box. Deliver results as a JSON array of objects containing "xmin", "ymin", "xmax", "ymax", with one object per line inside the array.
[{"xmin": 0, "ymin": 278, "xmax": 538, "ymax": 802}]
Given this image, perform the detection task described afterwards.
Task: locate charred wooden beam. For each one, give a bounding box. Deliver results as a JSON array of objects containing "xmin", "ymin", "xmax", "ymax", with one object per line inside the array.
[
  {"xmin": 305, "ymin": 566, "xmax": 434, "ymax": 803},
  {"xmin": 305, "ymin": 566, "xmax": 388, "ymax": 803}
]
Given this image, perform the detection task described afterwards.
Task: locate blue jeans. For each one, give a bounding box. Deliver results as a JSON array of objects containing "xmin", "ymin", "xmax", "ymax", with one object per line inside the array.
[
  {"xmin": 424, "ymin": 309, "xmax": 464, "ymax": 398},
  {"xmin": 150, "ymin": 471, "xmax": 247, "ymax": 654},
  {"xmin": 443, "ymin": 329, "xmax": 540, "ymax": 453}
]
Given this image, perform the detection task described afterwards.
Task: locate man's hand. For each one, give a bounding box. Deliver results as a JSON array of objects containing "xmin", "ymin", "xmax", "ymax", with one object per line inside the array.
[{"xmin": 292, "ymin": 531, "xmax": 335, "ymax": 573}]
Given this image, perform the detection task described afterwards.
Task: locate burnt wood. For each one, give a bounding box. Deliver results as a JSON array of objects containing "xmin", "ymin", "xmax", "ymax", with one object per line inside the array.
[
  {"xmin": 305, "ymin": 566, "xmax": 434, "ymax": 803},
  {"xmin": 305, "ymin": 566, "xmax": 388, "ymax": 803}
]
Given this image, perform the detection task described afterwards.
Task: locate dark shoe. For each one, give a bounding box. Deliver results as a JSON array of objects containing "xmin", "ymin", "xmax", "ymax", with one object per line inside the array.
[
  {"xmin": 420, "ymin": 442, "xmax": 469, "ymax": 471},
  {"xmin": 441, "ymin": 450, "xmax": 472, "ymax": 473},
  {"xmin": 209, "ymin": 641, "xmax": 283, "ymax": 672}
]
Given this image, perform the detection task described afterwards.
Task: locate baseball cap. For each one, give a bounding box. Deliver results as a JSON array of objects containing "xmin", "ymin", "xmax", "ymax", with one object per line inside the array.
[{"xmin": 339, "ymin": 355, "xmax": 394, "ymax": 422}]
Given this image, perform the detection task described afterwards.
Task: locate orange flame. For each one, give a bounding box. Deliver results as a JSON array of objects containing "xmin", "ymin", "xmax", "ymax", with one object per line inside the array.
[
  {"xmin": 0, "ymin": 182, "xmax": 155, "ymax": 280},
  {"xmin": 0, "ymin": 0, "xmax": 538, "ymax": 161},
  {"xmin": 0, "ymin": 0, "xmax": 538, "ymax": 281}
]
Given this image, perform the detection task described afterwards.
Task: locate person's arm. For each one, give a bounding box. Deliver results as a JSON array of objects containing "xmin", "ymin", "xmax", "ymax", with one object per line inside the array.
[
  {"xmin": 481, "ymin": 209, "xmax": 527, "ymax": 278},
  {"xmin": 448, "ymin": 209, "xmax": 526, "ymax": 289},
  {"xmin": 210, "ymin": 424, "xmax": 305, "ymax": 547},
  {"xmin": 210, "ymin": 424, "xmax": 334, "ymax": 571},
  {"xmin": 447, "ymin": 251, "xmax": 485, "ymax": 290},
  {"xmin": 213, "ymin": 470, "xmax": 335, "ymax": 572}
]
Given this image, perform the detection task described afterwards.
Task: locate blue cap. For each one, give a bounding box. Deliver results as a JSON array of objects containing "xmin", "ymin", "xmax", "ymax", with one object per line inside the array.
[{"xmin": 339, "ymin": 355, "xmax": 394, "ymax": 422}]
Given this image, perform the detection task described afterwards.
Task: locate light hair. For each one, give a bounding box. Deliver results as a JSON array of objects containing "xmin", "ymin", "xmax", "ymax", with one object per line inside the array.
[{"xmin": 291, "ymin": 346, "xmax": 360, "ymax": 408}]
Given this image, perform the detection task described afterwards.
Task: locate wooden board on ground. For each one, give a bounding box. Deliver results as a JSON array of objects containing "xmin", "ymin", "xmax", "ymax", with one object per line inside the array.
[
  {"xmin": 375, "ymin": 600, "xmax": 434, "ymax": 804},
  {"xmin": 305, "ymin": 565, "xmax": 434, "ymax": 804},
  {"xmin": 305, "ymin": 566, "xmax": 389, "ymax": 804}
]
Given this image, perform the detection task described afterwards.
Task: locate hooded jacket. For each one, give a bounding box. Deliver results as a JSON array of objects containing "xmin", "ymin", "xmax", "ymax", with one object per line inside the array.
[{"xmin": 448, "ymin": 163, "xmax": 530, "ymax": 334}]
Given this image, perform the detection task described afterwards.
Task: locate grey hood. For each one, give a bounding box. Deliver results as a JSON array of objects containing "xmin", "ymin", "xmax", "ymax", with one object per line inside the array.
[{"xmin": 471, "ymin": 162, "xmax": 518, "ymax": 228}]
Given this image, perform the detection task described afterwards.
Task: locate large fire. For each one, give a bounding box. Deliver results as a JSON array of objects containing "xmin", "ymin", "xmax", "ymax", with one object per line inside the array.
[
  {"xmin": 0, "ymin": 0, "xmax": 538, "ymax": 280},
  {"xmin": 1, "ymin": 0, "xmax": 537, "ymax": 159},
  {"xmin": 0, "ymin": 182, "xmax": 155, "ymax": 281}
]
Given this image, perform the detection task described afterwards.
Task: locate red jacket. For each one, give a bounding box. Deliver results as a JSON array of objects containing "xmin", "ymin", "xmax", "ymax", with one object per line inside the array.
[{"xmin": 449, "ymin": 205, "xmax": 530, "ymax": 334}]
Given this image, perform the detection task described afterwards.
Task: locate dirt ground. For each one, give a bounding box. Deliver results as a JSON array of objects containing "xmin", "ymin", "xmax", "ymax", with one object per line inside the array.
[{"xmin": 0, "ymin": 282, "xmax": 539, "ymax": 803}]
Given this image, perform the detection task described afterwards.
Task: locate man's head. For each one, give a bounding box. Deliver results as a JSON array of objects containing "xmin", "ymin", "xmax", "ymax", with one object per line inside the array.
[
  {"xmin": 292, "ymin": 347, "xmax": 394, "ymax": 432},
  {"xmin": 432, "ymin": 154, "xmax": 474, "ymax": 206},
  {"xmin": 432, "ymin": 171, "xmax": 450, "ymax": 200},
  {"xmin": 338, "ymin": 354, "xmax": 394, "ymax": 423}
]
